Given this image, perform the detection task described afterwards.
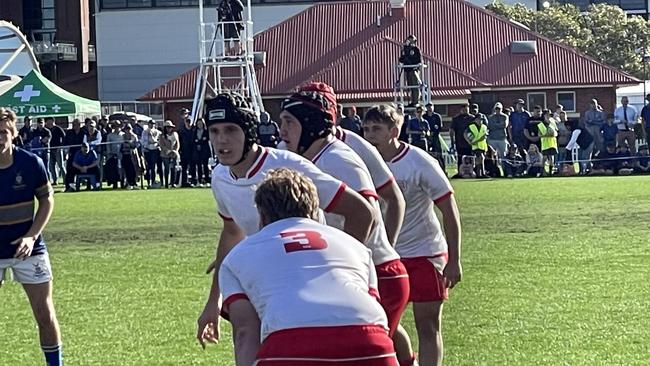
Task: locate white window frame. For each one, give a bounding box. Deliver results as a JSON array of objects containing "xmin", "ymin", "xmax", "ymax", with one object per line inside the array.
[
  {"xmin": 556, "ymin": 91, "xmax": 576, "ymax": 112},
  {"xmin": 527, "ymin": 92, "xmax": 547, "ymax": 111}
]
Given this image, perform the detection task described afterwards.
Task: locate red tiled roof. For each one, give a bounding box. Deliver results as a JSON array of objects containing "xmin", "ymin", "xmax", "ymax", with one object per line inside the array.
[{"xmin": 139, "ymin": 0, "xmax": 638, "ymax": 102}]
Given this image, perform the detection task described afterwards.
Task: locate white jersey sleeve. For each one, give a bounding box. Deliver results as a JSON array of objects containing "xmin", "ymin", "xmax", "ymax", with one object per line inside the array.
[
  {"xmin": 278, "ymin": 149, "xmax": 348, "ymax": 211},
  {"xmin": 210, "ymin": 175, "xmax": 233, "ymax": 220},
  {"xmin": 219, "ymin": 260, "xmax": 248, "ymax": 316},
  {"xmin": 417, "ymin": 151, "xmax": 454, "ymax": 204},
  {"xmin": 210, "ymin": 148, "xmax": 346, "ymax": 235},
  {"xmin": 336, "ymin": 127, "xmax": 394, "ymax": 191},
  {"xmin": 314, "ymin": 139, "xmax": 400, "ymax": 266}
]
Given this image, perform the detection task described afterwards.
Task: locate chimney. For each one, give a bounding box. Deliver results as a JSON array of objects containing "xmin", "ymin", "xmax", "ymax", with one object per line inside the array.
[{"xmin": 389, "ymin": 0, "xmax": 406, "ymax": 18}]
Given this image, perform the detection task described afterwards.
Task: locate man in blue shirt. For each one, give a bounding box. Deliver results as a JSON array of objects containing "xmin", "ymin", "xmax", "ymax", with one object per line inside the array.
[
  {"xmin": 508, "ymin": 99, "xmax": 531, "ymax": 155},
  {"xmin": 424, "ymin": 103, "xmax": 445, "ymax": 169},
  {"xmin": 72, "ymin": 142, "xmax": 100, "ymax": 190},
  {"xmin": 600, "ymin": 114, "xmax": 618, "ymax": 149},
  {"xmin": 0, "ymin": 108, "xmax": 63, "ymax": 366},
  {"xmin": 407, "ymin": 105, "xmax": 431, "ymax": 151}
]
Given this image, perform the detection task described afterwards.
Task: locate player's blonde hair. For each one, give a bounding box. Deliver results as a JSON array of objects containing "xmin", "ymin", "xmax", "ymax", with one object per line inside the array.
[
  {"xmin": 255, "ymin": 168, "xmax": 320, "ymax": 224},
  {"xmin": 0, "ymin": 107, "xmax": 18, "ymax": 136},
  {"xmin": 363, "ymin": 105, "xmax": 403, "ymax": 130}
]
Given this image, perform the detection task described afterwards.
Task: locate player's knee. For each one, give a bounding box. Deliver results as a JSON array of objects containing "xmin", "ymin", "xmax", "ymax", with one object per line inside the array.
[
  {"xmin": 415, "ymin": 314, "xmax": 441, "ymax": 338},
  {"xmin": 32, "ymin": 302, "xmax": 58, "ymax": 329}
]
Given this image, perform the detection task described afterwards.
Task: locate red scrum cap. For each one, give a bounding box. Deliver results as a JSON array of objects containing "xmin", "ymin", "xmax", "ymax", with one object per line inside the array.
[{"xmin": 297, "ymin": 81, "xmax": 337, "ymax": 122}]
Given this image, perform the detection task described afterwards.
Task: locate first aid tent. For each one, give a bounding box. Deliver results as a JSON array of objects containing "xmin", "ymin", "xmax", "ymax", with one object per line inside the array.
[{"xmin": 0, "ymin": 69, "xmax": 100, "ymax": 117}]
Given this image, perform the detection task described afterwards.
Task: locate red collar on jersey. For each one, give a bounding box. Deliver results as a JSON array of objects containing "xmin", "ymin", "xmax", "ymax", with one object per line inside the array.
[
  {"xmin": 311, "ymin": 139, "xmax": 337, "ymax": 164},
  {"xmin": 391, "ymin": 142, "xmax": 410, "ymax": 164}
]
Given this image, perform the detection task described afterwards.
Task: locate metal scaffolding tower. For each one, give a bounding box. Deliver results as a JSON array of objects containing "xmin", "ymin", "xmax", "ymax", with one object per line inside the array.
[
  {"xmin": 393, "ymin": 62, "xmax": 431, "ymax": 110},
  {"xmin": 191, "ymin": 0, "xmax": 264, "ymax": 122}
]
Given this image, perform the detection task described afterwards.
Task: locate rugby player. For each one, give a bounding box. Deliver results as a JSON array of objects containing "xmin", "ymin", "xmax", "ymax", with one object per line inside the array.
[
  {"xmin": 196, "ymin": 93, "xmax": 375, "ymax": 346},
  {"xmin": 297, "ymin": 82, "xmax": 406, "ymax": 246},
  {"xmin": 363, "ymin": 105, "xmax": 463, "ymax": 366},
  {"xmin": 0, "ymin": 107, "xmax": 62, "ymax": 366},
  {"xmin": 220, "ymin": 168, "xmax": 398, "ymax": 365},
  {"xmin": 279, "ymin": 91, "xmax": 410, "ymax": 341}
]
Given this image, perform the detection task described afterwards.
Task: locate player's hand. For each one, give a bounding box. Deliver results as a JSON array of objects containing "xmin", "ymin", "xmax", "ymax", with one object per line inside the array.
[
  {"xmin": 197, "ymin": 302, "xmax": 221, "ymax": 349},
  {"xmin": 11, "ymin": 236, "xmax": 36, "ymax": 260},
  {"xmin": 443, "ymin": 261, "xmax": 462, "ymax": 289},
  {"xmin": 205, "ymin": 259, "xmax": 217, "ymax": 274}
]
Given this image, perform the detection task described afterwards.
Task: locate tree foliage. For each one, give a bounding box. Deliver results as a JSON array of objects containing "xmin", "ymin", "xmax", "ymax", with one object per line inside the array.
[{"xmin": 485, "ymin": 1, "xmax": 650, "ymax": 78}]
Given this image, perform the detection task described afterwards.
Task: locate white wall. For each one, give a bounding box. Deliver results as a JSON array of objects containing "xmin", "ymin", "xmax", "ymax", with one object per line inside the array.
[{"xmin": 96, "ymin": 4, "xmax": 310, "ymax": 67}]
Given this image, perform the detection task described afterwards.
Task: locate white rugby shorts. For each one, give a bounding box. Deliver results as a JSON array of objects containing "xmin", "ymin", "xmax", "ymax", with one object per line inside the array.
[{"xmin": 0, "ymin": 253, "xmax": 53, "ymax": 284}]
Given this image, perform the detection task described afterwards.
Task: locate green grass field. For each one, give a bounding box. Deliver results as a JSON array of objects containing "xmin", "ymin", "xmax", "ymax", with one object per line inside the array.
[{"xmin": 2, "ymin": 176, "xmax": 650, "ymax": 365}]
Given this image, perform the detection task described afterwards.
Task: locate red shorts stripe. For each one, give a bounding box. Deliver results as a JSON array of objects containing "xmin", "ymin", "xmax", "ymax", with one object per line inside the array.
[
  {"xmin": 376, "ymin": 260, "xmax": 410, "ymax": 338},
  {"xmin": 400, "ymin": 256, "xmax": 449, "ymax": 302},
  {"xmin": 257, "ymin": 325, "xmax": 398, "ymax": 366}
]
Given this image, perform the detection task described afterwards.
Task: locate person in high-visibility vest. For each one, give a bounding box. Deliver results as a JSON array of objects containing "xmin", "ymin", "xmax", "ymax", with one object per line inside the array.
[
  {"xmin": 463, "ymin": 114, "xmax": 488, "ymax": 178},
  {"xmin": 537, "ymin": 109, "xmax": 559, "ymax": 176}
]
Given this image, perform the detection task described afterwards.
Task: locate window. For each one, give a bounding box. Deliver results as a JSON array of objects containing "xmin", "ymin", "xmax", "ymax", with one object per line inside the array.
[
  {"xmin": 102, "ymin": 0, "xmax": 128, "ymax": 8},
  {"xmin": 620, "ymin": 0, "xmax": 646, "ymax": 10},
  {"xmin": 527, "ymin": 92, "xmax": 546, "ymax": 110},
  {"xmin": 122, "ymin": 103, "xmax": 136, "ymax": 112},
  {"xmin": 155, "ymin": 0, "xmax": 181, "ymax": 6},
  {"xmin": 128, "ymin": 0, "xmax": 153, "ymax": 7},
  {"xmin": 149, "ymin": 103, "xmax": 163, "ymax": 117},
  {"xmin": 556, "ymin": 91, "xmax": 576, "ymax": 112},
  {"xmin": 434, "ymin": 104, "xmax": 448, "ymax": 116},
  {"xmin": 136, "ymin": 103, "xmax": 150, "ymax": 115}
]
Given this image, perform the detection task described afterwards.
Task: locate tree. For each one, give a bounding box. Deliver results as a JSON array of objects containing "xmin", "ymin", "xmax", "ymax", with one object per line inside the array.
[{"xmin": 485, "ymin": 1, "xmax": 650, "ymax": 78}]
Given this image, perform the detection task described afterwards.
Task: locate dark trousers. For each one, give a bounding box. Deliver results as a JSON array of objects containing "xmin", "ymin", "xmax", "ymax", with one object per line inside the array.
[
  {"xmin": 69, "ymin": 166, "xmax": 100, "ymax": 189},
  {"xmin": 65, "ymin": 158, "xmax": 76, "ymax": 187},
  {"xmin": 144, "ymin": 149, "xmax": 161, "ymax": 185},
  {"xmin": 122, "ymin": 154, "xmax": 137, "ymax": 186},
  {"xmin": 104, "ymin": 156, "xmax": 122, "ymax": 187},
  {"xmin": 180, "ymin": 151, "xmax": 197, "ymax": 186},
  {"xmin": 456, "ymin": 147, "xmax": 472, "ymax": 170},
  {"xmin": 196, "ymin": 158, "xmax": 210, "ymax": 184}
]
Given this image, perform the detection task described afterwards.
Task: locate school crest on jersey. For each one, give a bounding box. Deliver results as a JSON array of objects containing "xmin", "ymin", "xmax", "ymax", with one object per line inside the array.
[{"xmin": 13, "ymin": 171, "xmax": 27, "ymax": 190}]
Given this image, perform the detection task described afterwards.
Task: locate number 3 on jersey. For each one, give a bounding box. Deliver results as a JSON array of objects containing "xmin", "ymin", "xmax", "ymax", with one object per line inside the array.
[{"xmin": 280, "ymin": 230, "xmax": 328, "ymax": 253}]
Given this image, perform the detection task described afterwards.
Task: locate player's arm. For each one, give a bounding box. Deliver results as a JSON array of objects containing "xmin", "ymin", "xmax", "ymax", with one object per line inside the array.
[
  {"xmin": 327, "ymin": 186, "xmax": 375, "ymax": 244},
  {"xmin": 12, "ymin": 186, "xmax": 54, "ymax": 259},
  {"xmin": 229, "ymin": 300, "xmax": 262, "ymax": 366},
  {"xmin": 377, "ymin": 180, "xmax": 405, "ymax": 246},
  {"xmin": 435, "ymin": 194, "xmax": 462, "ymax": 289},
  {"xmin": 198, "ymin": 219, "xmax": 246, "ymax": 344}
]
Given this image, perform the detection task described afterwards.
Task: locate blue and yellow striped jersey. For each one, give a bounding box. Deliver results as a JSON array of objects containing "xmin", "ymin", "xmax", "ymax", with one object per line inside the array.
[{"xmin": 0, "ymin": 147, "xmax": 52, "ymax": 259}]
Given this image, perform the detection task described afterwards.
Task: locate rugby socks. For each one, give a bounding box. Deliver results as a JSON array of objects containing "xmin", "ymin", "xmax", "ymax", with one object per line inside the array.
[{"xmin": 42, "ymin": 344, "xmax": 63, "ymax": 366}]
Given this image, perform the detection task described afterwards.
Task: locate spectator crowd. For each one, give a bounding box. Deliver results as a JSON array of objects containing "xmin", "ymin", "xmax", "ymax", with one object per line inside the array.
[
  {"xmin": 340, "ymin": 95, "xmax": 650, "ymax": 179},
  {"xmin": 11, "ymin": 93, "xmax": 650, "ymax": 190}
]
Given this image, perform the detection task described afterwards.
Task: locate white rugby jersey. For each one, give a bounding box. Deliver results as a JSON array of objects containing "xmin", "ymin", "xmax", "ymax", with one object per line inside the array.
[
  {"xmin": 312, "ymin": 137, "xmax": 400, "ymax": 266},
  {"xmin": 220, "ymin": 218, "xmax": 388, "ymax": 341},
  {"xmin": 387, "ymin": 143, "xmax": 454, "ymax": 270},
  {"xmin": 211, "ymin": 147, "xmax": 346, "ymax": 235},
  {"xmin": 335, "ymin": 127, "xmax": 394, "ymax": 191}
]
